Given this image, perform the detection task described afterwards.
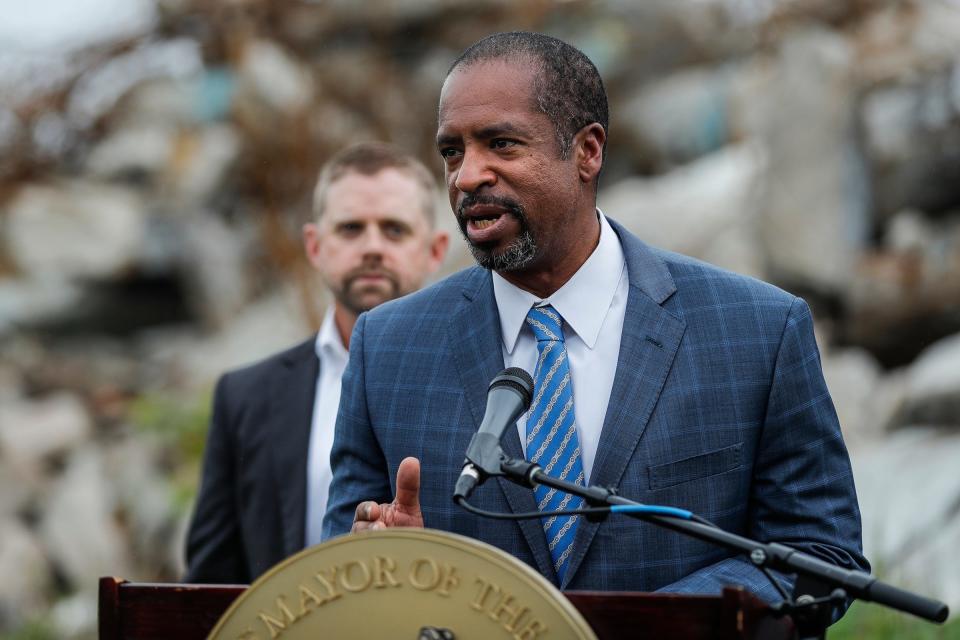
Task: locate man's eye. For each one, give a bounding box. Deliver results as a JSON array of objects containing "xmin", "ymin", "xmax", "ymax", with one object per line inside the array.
[
  {"xmin": 439, "ymin": 147, "xmax": 461, "ymax": 160},
  {"xmin": 337, "ymin": 223, "xmax": 363, "ymax": 235},
  {"xmin": 491, "ymin": 139, "xmax": 516, "ymax": 149},
  {"xmin": 383, "ymin": 222, "xmax": 410, "ymax": 239}
]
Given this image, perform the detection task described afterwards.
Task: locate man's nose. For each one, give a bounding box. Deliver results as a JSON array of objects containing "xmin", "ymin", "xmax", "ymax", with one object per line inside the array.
[
  {"xmin": 360, "ymin": 227, "xmax": 386, "ymax": 255},
  {"xmin": 454, "ymin": 148, "xmax": 496, "ymax": 193}
]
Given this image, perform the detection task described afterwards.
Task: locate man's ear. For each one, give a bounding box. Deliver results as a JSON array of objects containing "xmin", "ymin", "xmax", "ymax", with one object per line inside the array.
[
  {"xmin": 574, "ymin": 123, "xmax": 605, "ymax": 185},
  {"xmin": 303, "ymin": 221, "xmax": 323, "ymax": 270},
  {"xmin": 428, "ymin": 230, "xmax": 450, "ymax": 273}
]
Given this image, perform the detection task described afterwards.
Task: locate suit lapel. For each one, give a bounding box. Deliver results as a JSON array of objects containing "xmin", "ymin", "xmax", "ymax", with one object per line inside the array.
[
  {"xmin": 270, "ymin": 339, "xmax": 319, "ymax": 557},
  {"xmin": 446, "ymin": 269, "xmax": 556, "ymax": 582},
  {"xmin": 561, "ymin": 220, "xmax": 687, "ymax": 588}
]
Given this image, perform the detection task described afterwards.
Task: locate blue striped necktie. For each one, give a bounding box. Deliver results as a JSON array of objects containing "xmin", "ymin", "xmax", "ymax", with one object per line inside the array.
[{"xmin": 524, "ymin": 304, "xmax": 586, "ymax": 583}]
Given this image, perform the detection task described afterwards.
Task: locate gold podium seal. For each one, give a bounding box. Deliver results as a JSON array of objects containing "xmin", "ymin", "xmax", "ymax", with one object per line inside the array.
[{"xmin": 207, "ymin": 528, "xmax": 597, "ymax": 640}]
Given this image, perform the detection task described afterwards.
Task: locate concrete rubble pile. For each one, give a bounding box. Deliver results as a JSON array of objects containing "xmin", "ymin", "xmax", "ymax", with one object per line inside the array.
[{"xmin": 1, "ymin": 0, "xmax": 959, "ymax": 636}]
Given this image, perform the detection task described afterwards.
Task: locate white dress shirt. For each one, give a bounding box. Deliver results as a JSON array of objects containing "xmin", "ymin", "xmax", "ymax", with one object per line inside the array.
[
  {"xmin": 493, "ymin": 212, "xmax": 628, "ymax": 483},
  {"xmin": 305, "ymin": 307, "xmax": 349, "ymax": 546}
]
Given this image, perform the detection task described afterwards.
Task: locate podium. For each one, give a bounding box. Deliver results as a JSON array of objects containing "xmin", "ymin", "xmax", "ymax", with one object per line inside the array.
[{"xmin": 98, "ymin": 577, "xmax": 796, "ymax": 639}]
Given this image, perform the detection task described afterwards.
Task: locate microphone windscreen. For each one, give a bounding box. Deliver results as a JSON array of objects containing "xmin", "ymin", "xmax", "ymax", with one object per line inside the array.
[{"xmin": 489, "ymin": 367, "xmax": 534, "ymax": 408}]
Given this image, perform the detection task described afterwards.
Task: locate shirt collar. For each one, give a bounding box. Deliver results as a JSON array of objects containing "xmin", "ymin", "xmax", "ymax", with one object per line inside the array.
[
  {"xmin": 315, "ymin": 305, "xmax": 348, "ymax": 363},
  {"xmin": 492, "ymin": 210, "xmax": 626, "ymax": 354}
]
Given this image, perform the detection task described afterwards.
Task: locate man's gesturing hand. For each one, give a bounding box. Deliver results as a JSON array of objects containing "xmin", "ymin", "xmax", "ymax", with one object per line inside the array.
[{"xmin": 351, "ymin": 456, "xmax": 424, "ymax": 532}]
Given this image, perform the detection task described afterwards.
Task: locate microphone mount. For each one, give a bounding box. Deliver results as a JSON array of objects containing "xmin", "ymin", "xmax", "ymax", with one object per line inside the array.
[
  {"xmin": 455, "ymin": 454, "xmax": 949, "ymax": 639},
  {"xmin": 453, "ymin": 368, "xmax": 534, "ymax": 502}
]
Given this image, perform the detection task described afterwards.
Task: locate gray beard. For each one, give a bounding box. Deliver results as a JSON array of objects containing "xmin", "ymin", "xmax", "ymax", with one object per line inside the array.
[{"xmin": 467, "ymin": 229, "xmax": 538, "ymax": 272}]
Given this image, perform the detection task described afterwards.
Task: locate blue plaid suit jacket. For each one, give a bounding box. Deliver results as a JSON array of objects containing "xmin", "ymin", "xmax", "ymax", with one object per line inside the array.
[{"xmin": 322, "ymin": 218, "xmax": 868, "ymax": 600}]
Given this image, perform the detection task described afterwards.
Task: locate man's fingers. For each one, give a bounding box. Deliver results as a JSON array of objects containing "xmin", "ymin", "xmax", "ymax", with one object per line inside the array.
[
  {"xmin": 394, "ymin": 456, "xmax": 421, "ymax": 513},
  {"xmin": 351, "ymin": 520, "xmax": 371, "ymax": 533},
  {"xmin": 354, "ymin": 500, "xmax": 380, "ymax": 522},
  {"xmin": 350, "ymin": 460, "xmax": 420, "ymax": 534}
]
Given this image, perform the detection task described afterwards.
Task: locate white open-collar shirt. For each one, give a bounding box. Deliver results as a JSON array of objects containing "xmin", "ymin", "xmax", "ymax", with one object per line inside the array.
[
  {"xmin": 305, "ymin": 306, "xmax": 349, "ymax": 546},
  {"xmin": 492, "ymin": 211, "xmax": 628, "ymax": 482}
]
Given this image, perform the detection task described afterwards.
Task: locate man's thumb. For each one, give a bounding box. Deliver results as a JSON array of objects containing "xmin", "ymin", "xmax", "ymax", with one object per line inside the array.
[{"xmin": 394, "ymin": 456, "xmax": 421, "ymax": 511}]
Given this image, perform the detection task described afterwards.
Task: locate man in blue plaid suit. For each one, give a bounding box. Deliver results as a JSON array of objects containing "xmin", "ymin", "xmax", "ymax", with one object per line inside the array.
[{"xmin": 323, "ymin": 32, "xmax": 868, "ymax": 603}]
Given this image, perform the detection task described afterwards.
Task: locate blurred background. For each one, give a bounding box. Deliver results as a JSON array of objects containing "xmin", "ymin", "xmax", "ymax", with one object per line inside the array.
[{"xmin": 1, "ymin": 0, "xmax": 959, "ymax": 637}]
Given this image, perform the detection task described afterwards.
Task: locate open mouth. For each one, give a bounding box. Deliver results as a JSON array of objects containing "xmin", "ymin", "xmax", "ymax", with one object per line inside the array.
[
  {"xmin": 458, "ymin": 197, "xmax": 525, "ymax": 246},
  {"xmin": 470, "ymin": 213, "xmax": 502, "ymax": 230},
  {"xmin": 462, "ymin": 209, "xmax": 520, "ymax": 245},
  {"xmin": 463, "ymin": 202, "xmax": 509, "ymax": 226}
]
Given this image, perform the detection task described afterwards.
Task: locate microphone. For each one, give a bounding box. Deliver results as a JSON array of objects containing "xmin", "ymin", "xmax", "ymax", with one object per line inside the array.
[{"xmin": 453, "ymin": 367, "xmax": 534, "ymax": 502}]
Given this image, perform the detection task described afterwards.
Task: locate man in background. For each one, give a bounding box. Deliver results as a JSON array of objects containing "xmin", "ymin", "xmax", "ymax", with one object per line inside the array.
[{"xmin": 185, "ymin": 142, "xmax": 449, "ymax": 583}]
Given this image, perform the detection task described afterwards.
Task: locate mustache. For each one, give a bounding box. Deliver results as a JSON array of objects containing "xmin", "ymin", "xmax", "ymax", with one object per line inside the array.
[
  {"xmin": 456, "ymin": 194, "xmax": 526, "ymax": 222},
  {"xmin": 343, "ymin": 265, "xmax": 399, "ymax": 285}
]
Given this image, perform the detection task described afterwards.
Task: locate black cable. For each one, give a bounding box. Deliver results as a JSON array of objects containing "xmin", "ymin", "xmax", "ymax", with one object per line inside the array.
[
  {"xmin": 455, "ymin": 496, "xmax": 615, "ymax": 520},
  {"xmin": 759, "ymin": 564, "xmax": 792, "ymax": 602},
  {"xmin": 691, "ymin": 514, "xmax": 717, "ymax": 527},
  {"xmin": 458, "ymin": 495, "xmax": 792, "ymax": 604}
]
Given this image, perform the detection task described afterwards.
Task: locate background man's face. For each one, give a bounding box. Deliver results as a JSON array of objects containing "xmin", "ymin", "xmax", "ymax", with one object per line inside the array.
[{"xmin": 304, "ymin": 168, "xmax": 445, "ymax": 315}]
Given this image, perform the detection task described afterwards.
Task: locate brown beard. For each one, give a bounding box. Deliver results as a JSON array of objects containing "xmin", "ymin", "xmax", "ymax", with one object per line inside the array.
[{"xmin": 334, "ymin": 267, "xmax": 402, "ymax": 315}]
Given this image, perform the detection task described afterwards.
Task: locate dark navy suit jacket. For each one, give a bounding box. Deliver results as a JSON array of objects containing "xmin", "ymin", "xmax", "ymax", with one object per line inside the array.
[
  {"xmin": 185, "ymin": 339, "xmax": 318, "ymax": 584},
  {"xmin": 322, "ymin": 219, "xmax": 868, "ymax": 599}
]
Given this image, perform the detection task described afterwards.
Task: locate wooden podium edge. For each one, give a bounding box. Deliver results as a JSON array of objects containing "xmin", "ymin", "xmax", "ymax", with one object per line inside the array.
[
  {"xmin": 98, "ymin": 578, "xmax": 793, "ymax": 640},
  {"xmin": 98, "ymin": 577, "xmax": 123, "ymax": 640}
]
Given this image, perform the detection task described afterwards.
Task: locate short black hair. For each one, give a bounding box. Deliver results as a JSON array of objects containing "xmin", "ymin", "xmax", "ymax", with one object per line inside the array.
[{"xmin": 447, "ymin": 31, "xmax": 608, "ymax": 160}]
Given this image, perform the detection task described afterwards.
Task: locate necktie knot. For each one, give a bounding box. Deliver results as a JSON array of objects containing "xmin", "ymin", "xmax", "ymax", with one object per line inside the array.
[{"xmin": 525, "ymin": 305, "xmax": 564, "ymax": 343}]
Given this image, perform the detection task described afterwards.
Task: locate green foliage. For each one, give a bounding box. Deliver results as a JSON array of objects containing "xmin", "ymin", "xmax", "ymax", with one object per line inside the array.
[
  {"xmin": 0, "ymin": 618, "xmax": 56, "ymax": 640},
  {"xmin": 831, "ymin": 602, "xmax": 960, "ymax": 639},
  {"xmin": 130, "ymin": 389, "xmax": 212, "ymax": 461},
  {"xmin": 129, "ymin": 388, "xmax": 213, "ymax": 511}
]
